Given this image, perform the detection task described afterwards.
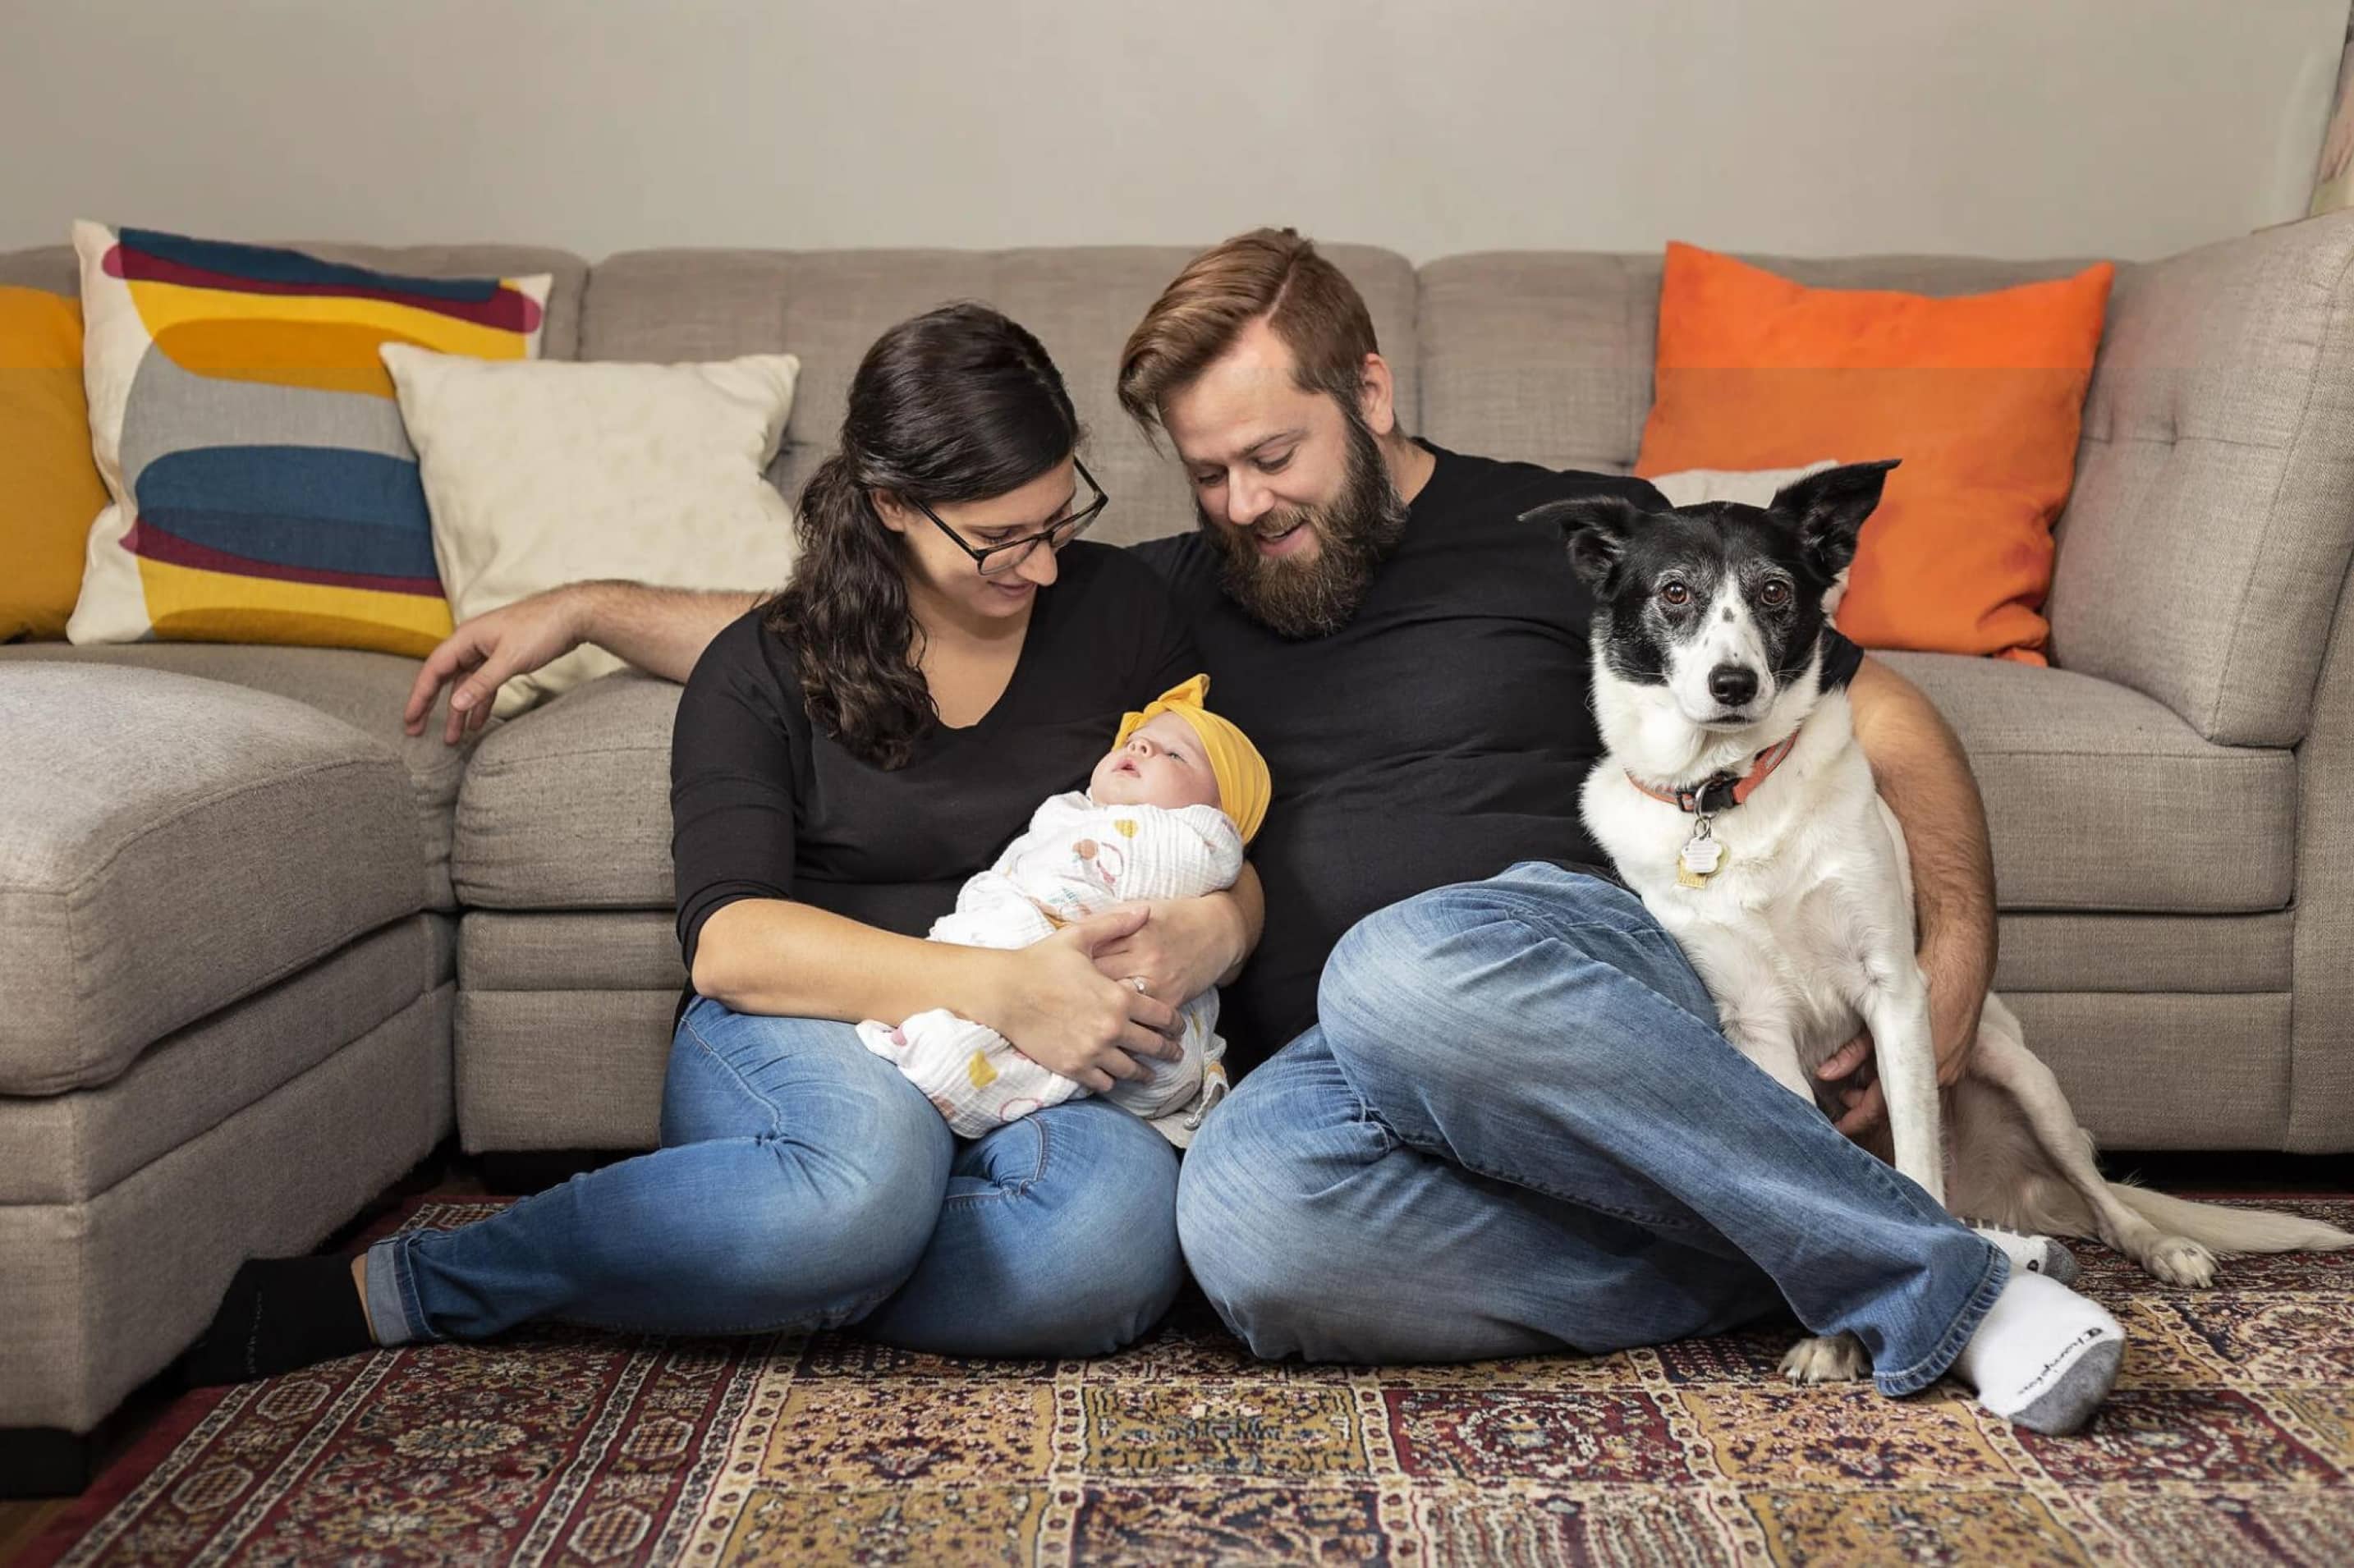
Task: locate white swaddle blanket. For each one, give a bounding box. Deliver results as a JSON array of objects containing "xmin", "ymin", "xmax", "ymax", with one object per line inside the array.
[{"xmin": 858, "ymin": 791, "xmax": 1244, "ymax": 1143}]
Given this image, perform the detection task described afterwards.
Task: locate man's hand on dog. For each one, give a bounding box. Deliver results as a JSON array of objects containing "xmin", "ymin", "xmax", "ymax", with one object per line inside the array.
[
  {"xmin": 1818, "ymin": 984, "xmax": 1984, "ymax": 1138},
  {"xmin": 1817, "ymin": 1034, "xmax": 1885, "ymax": 1136}
]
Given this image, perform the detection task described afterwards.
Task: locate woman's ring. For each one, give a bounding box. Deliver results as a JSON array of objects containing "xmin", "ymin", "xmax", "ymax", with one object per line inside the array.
[{"xmin": 1131, "ymin": 976, "xmax": 1149, "ymax": 995}]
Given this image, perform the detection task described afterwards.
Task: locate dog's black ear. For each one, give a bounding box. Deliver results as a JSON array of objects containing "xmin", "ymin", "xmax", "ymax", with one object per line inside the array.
[
  {"xmin": 1521, "ymin": 493, "xmax": 1652, "ymax": 589},
  {"xmin": 1770, "ymin": 459, "xmax": 1899, "ymax": 579}
]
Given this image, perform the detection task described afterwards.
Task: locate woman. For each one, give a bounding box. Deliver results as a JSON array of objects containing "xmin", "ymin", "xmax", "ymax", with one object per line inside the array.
[{"xmin": 189, "ymin": 304, "xmax": 1262, "ymax": 1379}]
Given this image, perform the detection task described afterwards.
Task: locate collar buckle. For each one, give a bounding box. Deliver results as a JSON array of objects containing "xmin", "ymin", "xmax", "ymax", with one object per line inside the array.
[{"xmin": 1631, "ymin": 731, "xmax": 1800, "ymax": 816}]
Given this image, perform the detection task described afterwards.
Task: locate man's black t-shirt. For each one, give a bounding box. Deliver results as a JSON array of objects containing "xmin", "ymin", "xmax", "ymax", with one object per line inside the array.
[
  {"xmin": 670, "ymin": 541, "xmax": 1197, "ymax": 974},
  {"xmin": 1133, "ymin": 442, "xmax": 1861, "ymax": 1073}
]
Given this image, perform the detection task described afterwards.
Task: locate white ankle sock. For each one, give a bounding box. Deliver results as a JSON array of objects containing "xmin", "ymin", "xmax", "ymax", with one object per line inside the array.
[
  {"xmin": 1952, "ymin": 1269, "xmax": 2123, "ymax": 1435},
  {"xmin": 1972, "ymin": 1224, "xmax": 2081, "ymax": 1286}
]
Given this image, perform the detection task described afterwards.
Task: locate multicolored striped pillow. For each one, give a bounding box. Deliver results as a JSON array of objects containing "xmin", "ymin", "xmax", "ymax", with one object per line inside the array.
[{"xmin": 67, "ymin": 222, "xmax": 551, "ymax": 656}]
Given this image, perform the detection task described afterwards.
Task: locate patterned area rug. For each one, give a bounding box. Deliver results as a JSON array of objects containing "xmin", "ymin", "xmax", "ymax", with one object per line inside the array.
[{"xmin": 24, "ymin": 1198, "xmax": 2354, "ymax": 1566}]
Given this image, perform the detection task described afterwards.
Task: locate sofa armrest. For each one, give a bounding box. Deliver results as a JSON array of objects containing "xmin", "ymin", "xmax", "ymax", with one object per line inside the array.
[
  {"xmin": 2291, "ymin": 552, "xmax": 2354, "ymax": 1151},
  {"xmin": 2049, "ymin": 212, "xmax": 2354, "ymax": 747}
]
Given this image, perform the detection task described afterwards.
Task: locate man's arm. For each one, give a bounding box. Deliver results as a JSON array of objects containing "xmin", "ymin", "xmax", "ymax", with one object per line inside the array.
[
  {"xmin": 1821, "ymin": 655, "xmax": 1999, "ymax": 1131},
  {"xmin": 404, "ymin": 582, "xmax": 760, "ymax": 744},
  {"xmin": 575, "ymin": 582, "xmax": 763, "ymax": 685}
]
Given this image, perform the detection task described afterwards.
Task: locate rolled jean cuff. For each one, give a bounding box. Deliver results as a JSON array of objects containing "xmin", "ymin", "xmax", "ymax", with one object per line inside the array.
[
  {"xmin": 364, "ymin": 1235, "xmax": 429, "ymax": 1348},
  {"xmin": 1874, "ymin": 1245, "xmax": 2010, "ymax": 1398}
]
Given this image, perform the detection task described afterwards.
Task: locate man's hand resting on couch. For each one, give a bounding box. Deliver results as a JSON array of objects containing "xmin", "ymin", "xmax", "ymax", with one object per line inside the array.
[{"xmin": 404, "ymin": 582, "xmax": 759, "ymax": 744}]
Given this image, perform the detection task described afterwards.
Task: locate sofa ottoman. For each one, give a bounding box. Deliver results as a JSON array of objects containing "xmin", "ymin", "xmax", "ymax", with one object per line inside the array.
[{"xmin": 0, "ymin": 665, "xmax": 452, "ymax": 1484}]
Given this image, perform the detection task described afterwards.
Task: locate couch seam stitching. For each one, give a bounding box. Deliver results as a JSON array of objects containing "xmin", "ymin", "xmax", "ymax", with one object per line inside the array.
[
  {"xmin": 2078, "ymin": 429, "xmax": 2286, "ymax": 452},
  {"xmin": 460, "ymin": 744, "xmax": 668, "ymax": 786},
  {"xmin": 1956, "ymin": 747, "xmax": 2286, "ymax": 764}
]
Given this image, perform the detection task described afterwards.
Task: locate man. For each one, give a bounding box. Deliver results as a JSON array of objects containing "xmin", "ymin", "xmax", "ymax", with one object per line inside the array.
[{"xmin": 406, "ymin": 230, "xmax": 2122, "ymax": 1433}]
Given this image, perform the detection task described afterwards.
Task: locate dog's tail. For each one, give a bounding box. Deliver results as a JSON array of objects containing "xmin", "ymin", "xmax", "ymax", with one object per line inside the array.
[{"xmin": 2110, "ymin": 1185, "xmax": 2354, "ymax": 1254}]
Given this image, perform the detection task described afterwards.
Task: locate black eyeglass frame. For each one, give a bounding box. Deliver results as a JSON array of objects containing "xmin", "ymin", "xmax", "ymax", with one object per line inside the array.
[{"xmin": 909, "ymin": 458, "xmax": 1109, "ymax": 575}]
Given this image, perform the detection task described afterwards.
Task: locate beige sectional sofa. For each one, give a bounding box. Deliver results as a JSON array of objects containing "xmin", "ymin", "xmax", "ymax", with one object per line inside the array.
[{"xmin": 4, "ymin": 217, "xmax": 2352, "ymax": 1483}]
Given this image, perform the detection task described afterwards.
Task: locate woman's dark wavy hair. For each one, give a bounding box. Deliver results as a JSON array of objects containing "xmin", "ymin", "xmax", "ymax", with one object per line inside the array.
[{"xmin": 765, "ymin": 303, "xmax": 1081, "ymax": 769}]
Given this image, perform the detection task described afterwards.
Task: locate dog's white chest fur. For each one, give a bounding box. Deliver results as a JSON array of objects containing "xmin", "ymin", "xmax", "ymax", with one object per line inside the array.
[{"xmin": 1582, "ymin": 692, "xmax": 1925, "ymax": 1103}]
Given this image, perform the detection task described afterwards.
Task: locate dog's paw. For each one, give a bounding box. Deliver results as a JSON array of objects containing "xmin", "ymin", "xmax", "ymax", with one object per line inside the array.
[
  {"xmin": 2141, "ymin": 1236, "xmax": 2218, "ymax": 1288},
  {"xmin": 1781, "ymin": 1333, "xmax": 1870, "ymax": 1384}
]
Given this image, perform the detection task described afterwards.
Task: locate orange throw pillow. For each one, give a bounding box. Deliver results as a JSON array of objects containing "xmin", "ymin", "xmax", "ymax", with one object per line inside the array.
[
  {"xmin": 0, "ymin": 287, "xmax": 108, "ymax": 640},
  {"xmin": 1635, "ymin": 243, "xmax": 2113, "ymax": 664}
]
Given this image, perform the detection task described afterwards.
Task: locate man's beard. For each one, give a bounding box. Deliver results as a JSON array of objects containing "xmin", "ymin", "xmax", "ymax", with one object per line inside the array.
[{"xmin": 1199, "ymin": 416, "xmax": 1409, "ymax": 640}]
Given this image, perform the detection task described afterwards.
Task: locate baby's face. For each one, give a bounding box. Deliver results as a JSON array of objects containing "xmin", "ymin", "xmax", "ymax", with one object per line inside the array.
[{"xmin": 1090, "ymin": 713, "xmax": 1223, "ymax": 813}]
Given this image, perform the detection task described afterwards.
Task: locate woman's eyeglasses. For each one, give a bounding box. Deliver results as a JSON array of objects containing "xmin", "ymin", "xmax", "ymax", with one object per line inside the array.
[{"xmin": 912, "ymin": 459, "xmax": 1108, "ymax": 576}]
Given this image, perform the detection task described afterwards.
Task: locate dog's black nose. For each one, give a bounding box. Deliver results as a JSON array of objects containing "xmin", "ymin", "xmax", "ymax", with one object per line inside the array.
[{"xmin": 1709, "ymin": 664, "xmax": 1760, "ymax": 707}]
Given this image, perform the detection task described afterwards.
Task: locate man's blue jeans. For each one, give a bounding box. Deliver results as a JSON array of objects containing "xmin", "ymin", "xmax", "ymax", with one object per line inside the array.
[
  {"xmin": 1177, "ymin": 862, "xmax": 2007, "ymax": 1396},
  {"xmin": 364, "ymin": 997, "xmax": 1185, "ymax": 1355}
]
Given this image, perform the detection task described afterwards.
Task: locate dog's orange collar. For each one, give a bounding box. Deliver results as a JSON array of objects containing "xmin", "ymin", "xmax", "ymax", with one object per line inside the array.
[{"xmin": 1626, "ymin": 731, "xmax": 1799, "ymax": 815}]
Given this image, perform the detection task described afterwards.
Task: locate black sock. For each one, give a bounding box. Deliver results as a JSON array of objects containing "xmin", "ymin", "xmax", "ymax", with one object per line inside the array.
[{"xmin": 181, "ymin": 1255, "xmax": 375, "ymax": 1386}]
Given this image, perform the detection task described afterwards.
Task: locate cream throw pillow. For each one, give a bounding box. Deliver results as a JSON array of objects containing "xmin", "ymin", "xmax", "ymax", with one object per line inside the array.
[
  {"xmin": 383, "ymin": 344, "xmax": 800, "ymax": 713},
  {"xmin": 1647, "ymin": 461, "xmax": 1839, "ymax": 510}
]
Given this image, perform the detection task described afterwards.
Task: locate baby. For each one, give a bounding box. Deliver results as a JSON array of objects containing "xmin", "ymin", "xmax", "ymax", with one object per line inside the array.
[{"xmin": 859, "ymin": 675, "xmax": 1269, "ymax": 1145}]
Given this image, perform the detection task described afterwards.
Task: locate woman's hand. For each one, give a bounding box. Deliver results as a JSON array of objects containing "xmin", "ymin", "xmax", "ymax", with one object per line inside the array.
[
  {"xmin": 981, "ymin": 908, "xmax": 1184, "ymax": 1093},
  {"xmin": 1090, "ymin": 894, "xmax": 1249, "ymax": 1002}
]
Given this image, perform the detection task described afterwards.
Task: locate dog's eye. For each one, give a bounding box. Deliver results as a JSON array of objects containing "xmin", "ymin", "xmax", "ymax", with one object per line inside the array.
[
  {"xmin": 1760, "ymin": 580, "xmax": 1791, "ymax": 607},
  {"xmin": 1659, "ymin": 581, "xmax": 1691, "ymax": 607}
]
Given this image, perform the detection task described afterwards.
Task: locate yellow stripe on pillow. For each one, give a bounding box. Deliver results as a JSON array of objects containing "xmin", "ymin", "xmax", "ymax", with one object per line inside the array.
[
  {"xmin": 135, "ymin": 552, "xmax": 454, "ymax": 655},
  {"xmin": 127, "ymin": 279, "xmax": 536, "ymax": 366}
]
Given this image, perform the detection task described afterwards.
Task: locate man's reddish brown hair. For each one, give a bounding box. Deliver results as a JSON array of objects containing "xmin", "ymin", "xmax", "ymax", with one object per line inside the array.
[{"xmin": 1117, "ymin": 227, "xmax": 1380, "ymax": 435}]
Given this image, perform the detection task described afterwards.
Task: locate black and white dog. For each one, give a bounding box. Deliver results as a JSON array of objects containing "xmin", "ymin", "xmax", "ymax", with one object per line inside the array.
[{"xmin": 1526, "ymin": 462, "xmax": 2352, "ymax": 1383}]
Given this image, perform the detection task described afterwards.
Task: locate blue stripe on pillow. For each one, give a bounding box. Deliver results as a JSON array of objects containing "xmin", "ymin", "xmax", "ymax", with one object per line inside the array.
[
  {"xmin": 119, "ymin": 227, "xmax": 498, "ymax": 302},
  {"xmin": 134, "ymin": 446, "xmax": 438, "ymax": 579}
]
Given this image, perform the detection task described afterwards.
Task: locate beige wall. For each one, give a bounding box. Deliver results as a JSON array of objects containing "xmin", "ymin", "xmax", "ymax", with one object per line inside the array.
[{"xmin": 2, "ymin": 0, "xmax": 2346, "ymax": 262}]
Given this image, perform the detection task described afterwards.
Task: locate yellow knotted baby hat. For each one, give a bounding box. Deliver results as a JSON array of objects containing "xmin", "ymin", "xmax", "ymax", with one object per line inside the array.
[{"xmin": 1114, "ymin": 674, "xmax": 1272, "ymax": 843}]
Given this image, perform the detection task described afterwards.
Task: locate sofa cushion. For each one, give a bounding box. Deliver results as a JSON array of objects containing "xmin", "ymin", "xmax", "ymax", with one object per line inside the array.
[
  {"xmin": 0, "ymin": 915, "xmax": 440, "ymax": 1204},
  {"xmin": 445, "ymin": 653, "xmax": 2293, "ymax": 920},
  {"xmin": 580, "ymin": 245, "xmax": 1418, "ymax": 548},
  {"xmin": 458, "ymin": 910, "xmax": 684, "ymax": 991},
  {"xmin": 1878, "ymin": 653, "xmax": 2293, "ymax": 914},
  {"xmin": 0, "ymin": 641, "xmax": 478, "ymax": 908},
  {"xmin": 452, "ymin": 672, "xmax": 680, "ymax": 910},
  {"xmin": 456, "ymin": 988, "xmax": 676, "ymax": 1152},
  {"xmin": 1994, "ymin": 910, "xmax": 2291, "ymax": 995},
  {"xmin": 0, "ymin": 665, "xmax": 425, "ymax": 1095}
]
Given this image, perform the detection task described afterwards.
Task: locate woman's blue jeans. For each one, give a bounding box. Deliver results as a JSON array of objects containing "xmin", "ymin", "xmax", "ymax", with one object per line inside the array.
[
  {"xmin": 364, "ymin": 997, "xmax": 1185, "ymax": 1356},
  {"xmin": 1176, "ymin": 862, "xmax": 2007, "ymax": 1396}
]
